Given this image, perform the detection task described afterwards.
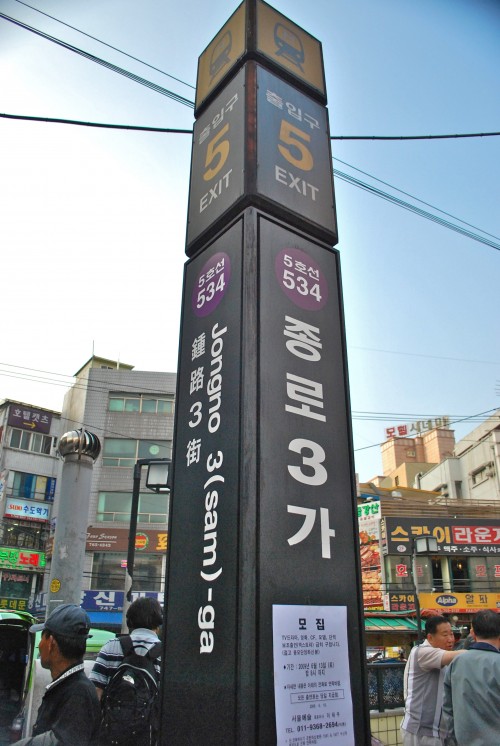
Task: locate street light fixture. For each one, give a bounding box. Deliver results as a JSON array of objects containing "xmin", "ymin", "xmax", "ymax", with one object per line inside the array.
[
  {"xmin": 412, "ymin": 535, "xmax": 439, "ymax": 642},
  {"xmin": 121, "ymin": 458, "xmax": 171, "ymax": 632}
]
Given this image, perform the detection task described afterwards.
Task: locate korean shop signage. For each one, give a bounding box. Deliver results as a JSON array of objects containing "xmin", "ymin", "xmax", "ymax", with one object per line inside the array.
[
  {"xmin": 383, "ymin": 592, "xmax": 416, "ymax": 613},
  {"xmin": 0, "ymin": 546, "xmax": 46, "ymax": 571},
  {"xmin": 4, "ymin": 498, "xmax": 50, "ymax": 522},
  {"xmin": 8, "ymin": 405, "xmax": 52, "ymax": 434},
  {"xmin": 383, "ymin": 517, "xmax": 500, "ymax": 556},
  {"xmin": 86, "ymin": 526, "xmax": 168, "ymax": 553},
  {"xmin": 358, "ymin": 501, "xmax": 382, "ymax": 611},
  {"xmin": 419, "ymin": 592, "xmax": 500, "ymax": 614},
  {"xmin": 385, "ymin": 415, "xmax": 450, "ymax": 439}
]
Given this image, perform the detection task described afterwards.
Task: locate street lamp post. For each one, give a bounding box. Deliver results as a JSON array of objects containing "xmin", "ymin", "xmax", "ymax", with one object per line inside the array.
[
  {"xmin": 411, "ymin": 535, "xmax": 439, "ymax": 642},
  {"xmin": 121, "ymin": 458, "xmax": 171, "ymax": 633}
]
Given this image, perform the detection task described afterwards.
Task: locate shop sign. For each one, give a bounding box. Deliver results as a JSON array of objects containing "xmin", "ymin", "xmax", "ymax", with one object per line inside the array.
[
  {"xmin": 8, "ymin": 405, "xmax": 52, "ymax": 434},
  {"xmin": 0, "ymin": 597, "xmax": 29, "ymax": 611},
  {"xmin": 383, "ymin": 592, "xmax": 416, "ymax": 613},
  {"xmin": 384, "ymin": 416, "xmax": 449, "ymax": 439},
  {"xmin": 383, "ymin": 517, "xmax": 500, "ymax": 556},
  {"xmin": 358, "ymin": 500, "xmax": 382, "ymax": 610},
  {"xmin": 4, "ymin": 498, "xmax": 50, "ymax": 522},
  {"xmin": 420, "ymin": 591, "xmax": 500, "ymax": 613},
  {"xmin": 0, "ymin": 547, "xmax": 45, "ymax": 571},
  {"xmin": 86, "ymin": 527, "xmax": 168, "ymax": 553},
  {"xmin": 29, "ymin": 589, "xmax": 162, "ymax": 615}
]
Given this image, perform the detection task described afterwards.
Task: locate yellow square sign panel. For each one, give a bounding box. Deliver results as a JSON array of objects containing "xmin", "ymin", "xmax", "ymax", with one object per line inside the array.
[
  {"xmin": 256, "ymin": 0, "xmax": 325, "ymax": 97},
  {"xmin": 196, "ymin": 2, "xmax": 246, "ymax": 111}
]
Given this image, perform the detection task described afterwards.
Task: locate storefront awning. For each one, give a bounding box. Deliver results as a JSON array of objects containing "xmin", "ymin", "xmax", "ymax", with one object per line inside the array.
[{"xmin": 364, "ymin": 617, "xmax": 421, "ymax": 632}]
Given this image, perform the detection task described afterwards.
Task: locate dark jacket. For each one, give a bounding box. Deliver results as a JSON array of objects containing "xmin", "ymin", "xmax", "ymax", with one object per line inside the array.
[{"xmin": 20, "ymin": 662, "xmax": 100, "ymax": 746}]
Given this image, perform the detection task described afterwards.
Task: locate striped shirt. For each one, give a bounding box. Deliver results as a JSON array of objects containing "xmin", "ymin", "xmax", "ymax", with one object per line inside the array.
[
  {"xmin": 401, "ymin": 640, "xmax": 446, "ymax": 739},
  {"xmin": 89, "ymin": 628, "xmax": 161, "ymax": 689}
]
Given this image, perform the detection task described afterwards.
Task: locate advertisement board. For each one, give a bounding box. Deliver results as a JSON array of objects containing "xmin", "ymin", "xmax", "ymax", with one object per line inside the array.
[{"xmin": 383, "ymin": 517, "xmax": 500, "ymax": 556}]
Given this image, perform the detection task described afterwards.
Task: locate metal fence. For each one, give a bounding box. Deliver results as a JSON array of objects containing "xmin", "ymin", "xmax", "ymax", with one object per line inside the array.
[{"xmin": 367, "ymin": 661, "xmax": 405, "ymax": 712}]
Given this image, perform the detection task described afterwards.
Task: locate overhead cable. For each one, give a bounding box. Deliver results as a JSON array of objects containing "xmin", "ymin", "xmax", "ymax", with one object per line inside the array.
[
  {"xmin": 11, "ymin": 0, "xmax": 195, "ymax": 90},
  {"xmin": 0, "ymin": 12, "xmax": 195, "ymax": 108}
]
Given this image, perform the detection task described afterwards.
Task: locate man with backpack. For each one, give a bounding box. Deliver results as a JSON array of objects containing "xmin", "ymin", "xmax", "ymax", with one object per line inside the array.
[{"xmin": 90, "ymin": 597, "xmax": 163, "ymax": 746}]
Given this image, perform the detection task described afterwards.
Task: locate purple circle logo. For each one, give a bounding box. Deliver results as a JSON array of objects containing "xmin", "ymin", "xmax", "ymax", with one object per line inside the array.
[
  {"xmin": 192, "ymin": 252, "xmax": 231, "ymax": 317},
  {"xmin": 275, "ymin": 248, "xmax": 328, "ymax": 311}
]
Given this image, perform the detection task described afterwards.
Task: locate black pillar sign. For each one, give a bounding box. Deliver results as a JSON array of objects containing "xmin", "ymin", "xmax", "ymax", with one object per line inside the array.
[
  {"xmin": 163, "ymin": 221, "xmax": 243, "ymax": 744},
  {"xmin": 163, "ymin": 2, "xmax": 370, "ymax": 744}
]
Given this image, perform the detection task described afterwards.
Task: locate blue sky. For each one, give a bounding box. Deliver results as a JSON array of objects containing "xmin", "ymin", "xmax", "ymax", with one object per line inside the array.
[{"xmin": 1, "ymin": 0, "xmax": 499, "ymax": 480}]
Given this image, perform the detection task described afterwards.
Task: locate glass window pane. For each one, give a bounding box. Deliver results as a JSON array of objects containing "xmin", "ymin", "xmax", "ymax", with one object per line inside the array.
[
  {"xmin": 141, "ymin": 399, "xmax": 157, "ymax": 413},
  {"xmin": 36, "ymin": 476, "xmax": 47, "ymax": 499},
  {"xmin": 21, "ymin": 432, "xmax": 31, "ymax": 450},
  {"xmin": 98, "ymin": 492, "xmax": 132, "ymax": 513},
  {"xmin": 91, "ymin": 553, "xmax": 126, "ymax": 590},
  {"xmin": 157, "ymin": 400, "xmax": 173, "ymax": 414},
  {"xmin": 31, "ymin": 434, "xmax": 42, "ymax": 453},
  {"xmin": 10, "ymin": 430, "xmax": 21, "ymax": 448},
  {"xmin": 138, "ymin": 492, "xmax": 168, "ymax": 514},
  {"xmin": 138, "ymin": 440, "xmax": 169, "ymax": 459},
  {"xmin": 103, "ymin": 458, "xmax": 119, "ymax": 467},
  {"xmin": 41, "ymin": 436, "xmax": 51, "ymax": 455},
  {"xmin": 124, "ymin": 399, "xmax": 140, "ymax": 412},
  {"xmin": 109, "ymin": 398, "xmax": 124, "ymax": 412},
  {"xmin": 103, "ymin": 439, "xmax": 136, "ymax": 457}
]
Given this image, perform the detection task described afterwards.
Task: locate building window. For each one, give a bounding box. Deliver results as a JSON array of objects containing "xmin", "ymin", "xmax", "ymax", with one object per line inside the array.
[
  {"xmin": 450, "ymin": 558, "xmax": 470, "ymax": 591},
  {"xmin": 109, "ymin": 395, "xmax": 174, "ymax": 415},
  {"xmin": 7, "ymin": 471, "xmax": 56, "ymax": 502},
  {"xmin": 9, "ymin": 428, "xmax": 53, "ymax": 455},
  {"xmin": 91, "ymin": 552, "xmax": 163, "ymax": 591},
  {"xmin": 102, "ymin": 439, "xmax": 171, "ymax": 467},
  {"xmin": 471, "ymin": 468, "xmax": 487, "ymax": 486},
  {"xmin": 454, "ymin": 481, "xmax": 463, "ymax": 499},
  {"xmin": 0, "ymin": 520, "xmax": 47, "ymax": 551},
  {"xmin": 97, "ymin": 491, "xmax": 168, "ymax": 523}
]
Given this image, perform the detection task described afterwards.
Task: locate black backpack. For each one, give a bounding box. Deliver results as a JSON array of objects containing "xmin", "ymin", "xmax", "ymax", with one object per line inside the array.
[{"xmin": 98, "ymin": 635, "xmax": 162, "ymax": 746}]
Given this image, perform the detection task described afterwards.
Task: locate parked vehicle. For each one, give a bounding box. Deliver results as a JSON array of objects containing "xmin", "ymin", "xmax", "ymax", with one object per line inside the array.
[{"xmin": 0, "ymin": 609, "xmax": 114, "ymax": 743}]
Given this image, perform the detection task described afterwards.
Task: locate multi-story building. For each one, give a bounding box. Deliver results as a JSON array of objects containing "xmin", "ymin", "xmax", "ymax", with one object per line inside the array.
[
  {"xmin": 39, "ymin": 355, "xmax": 176, "ymax": 627},
  {"xmin": 0, "ymin": 400, "xmax": 61, "ymax": 612},
  {"xmin": 359, "ymin": 410, "xmax": 500, "ymax": 639}
]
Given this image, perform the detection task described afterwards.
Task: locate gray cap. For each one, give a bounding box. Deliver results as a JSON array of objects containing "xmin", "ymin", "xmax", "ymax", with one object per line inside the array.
[{"xmin": 30, "ymin": 604, "xmax": 92, "ymax": 639}]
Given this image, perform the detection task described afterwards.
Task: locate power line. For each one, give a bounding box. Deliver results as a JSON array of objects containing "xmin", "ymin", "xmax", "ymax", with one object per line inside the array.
[
  {"xmin": 334, "ymin": 168, "xmax": 500, "ymax": 252},
  {"xmin": 11, "ymin": 0, "xmax": 196, "ymax": 90},
  {"xmin": 332, "ymin": 132, "xmax": 500, "ymax": 141},
  {"xmin": 0, "ymin": 12, "xmax": 195, "ymax": 108},
  {"xmin": 0, "ymin": 112, "xmax": 192, "ymax": 133},
  {"xmin": 353, "ymin": 408, "xmax": 500, "ymax": 453},
  {"xmin": 334, "ymin": 157, "xmax": 500, "ymax": 242}
]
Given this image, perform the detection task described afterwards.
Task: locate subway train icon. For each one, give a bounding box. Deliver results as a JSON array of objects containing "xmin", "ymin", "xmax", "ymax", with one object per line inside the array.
[
  {"xmin": 209, "ymin": 31, "xmax": 233, "ymax": 80},
  {"xmin": 274, "ymin": 23, "xmax": 305, "ymax": 72}
]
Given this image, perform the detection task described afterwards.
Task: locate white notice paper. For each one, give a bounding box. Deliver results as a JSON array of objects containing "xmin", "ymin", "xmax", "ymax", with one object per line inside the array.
[{"xmin": 273, "ymin": 605, "xmax": 355, "ymax": 745}]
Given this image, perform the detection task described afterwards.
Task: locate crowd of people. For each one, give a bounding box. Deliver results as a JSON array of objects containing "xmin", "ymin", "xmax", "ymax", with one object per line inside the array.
[
  {"xmin": 401, "ymin": 610, "xmax": 500, "ymax": 746},
  {"xmin": 12, "ymin": 598, "xmax": 500, "ymax": 746},
  {"xmin": 15, "ymin": 597, "xmax": 162, "ymax": 746}
]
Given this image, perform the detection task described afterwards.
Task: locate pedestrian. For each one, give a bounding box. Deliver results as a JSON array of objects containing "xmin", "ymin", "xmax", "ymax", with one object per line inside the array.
[
  {"xmin": 442, "ymin": 609, "xmax": 500, "ymax": 746},
  {"xmin": 401, "ymin": 615, "xmax": 466, "ymax": 746},
  {"xmin": 90, "ymin": 597, "xmax": 163, "ymax": 746},
  {"xmin": 16, "ymin": 604, "xmax": 100, "ymax": 746}
]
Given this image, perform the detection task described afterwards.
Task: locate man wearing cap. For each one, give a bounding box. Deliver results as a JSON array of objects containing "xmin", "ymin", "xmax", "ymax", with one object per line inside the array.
[{"xmin": 17, "ymin": 604, "xmax": 100, "ymax": 746}]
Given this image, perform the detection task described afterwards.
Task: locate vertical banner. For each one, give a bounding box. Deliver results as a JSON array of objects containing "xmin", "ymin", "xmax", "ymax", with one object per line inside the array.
[
  {"xmin": 163, "ymin": 220, "xmax": 243, "ymax": 743},
  {"xmin": 258, "ymin": 216, "xmax": 364, "ymax": 743}
]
